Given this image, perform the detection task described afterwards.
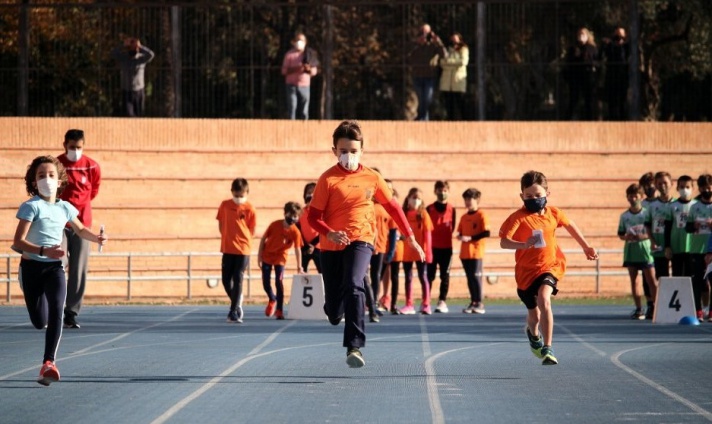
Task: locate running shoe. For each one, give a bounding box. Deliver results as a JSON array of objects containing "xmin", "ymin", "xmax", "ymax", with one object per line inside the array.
[
  {"xmin": 369, "ymin": 313, "xmax": 380, "ymax": 323},
  {"xmin": 463, "ymin": 303, "xmax": 477, "ymax": 314},
  {"xmin": 541, "ymin": 346, "xmax": 558, "ymax": 365},
  {"xmin": 435, "ymin": 300, "xmax": 449, "ymax": 313},
  {"xmin": 472, "ymin": 302, "xmax": 486, "ymax": 314},
  {"xmin": 644, "ymin": 305, "xmax": 654, "ymax": 320},
  {"xmin": 275, "ymin": 310, "xmax": 285, "ymax": 320},
  {"xmin": 346, "ymin": 348, "xmax": 365, "ymax": 368},
  {"xmin": 697, "ymin": 310, "xmax": 704, "ymax": 321},
  {"xmin": 265, "ymin": 300, "xmax": 277, "ymax": 317},
  {"xmin": 525, "ymin": 326, "xmax": 544, "ymax": 359},
  {"xmin": 236, "ymin": 306, "xmax": 244, "ymax": 323},
  {"xmin": 420, "ymin": 304, "xmax": 432, "ymax": 315},
  {"xmin": 631, "ymin": 309, "xmax": 645, "ymax": 320},
  {"xmin": 378, "ymin": 296, "xmax": 390, "ymax": 312},
  {"xmin": 226, "ymin": 310, "xmax": 239, "ymax": 323},
  {"xmin": 399, "ymin": 305, "xmax": 416, "ymax": 315},
  {"xmin": 390, "ymin": 308, "xmax": 400, "ymax": 315},
  {"xmin": 708, "ymin": 312, "xmax": 712, "ymax": 323},
  {"xmin": 37, "ymin": 361, "xmax": 60, "ymax": 386},
  {"xmin": 63, "ymin": 316, "xmax": 80, "ymax": 329}
]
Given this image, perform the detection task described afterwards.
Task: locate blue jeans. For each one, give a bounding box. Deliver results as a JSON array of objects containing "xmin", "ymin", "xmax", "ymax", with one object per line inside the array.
[
  {"xmin": 413, "ymin": 77, "xmax": 436, "ymax": 121},
  {"xmin": 286, "ymin": 85, "xmax": 311, "ymax": 120}
]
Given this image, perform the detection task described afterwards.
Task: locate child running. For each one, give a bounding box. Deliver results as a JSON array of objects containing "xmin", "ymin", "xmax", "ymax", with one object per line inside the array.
[
  {"xmin": 216, "ymin": 178, "xmax": 256, "ymax": 323},
  {"xmin": 499, "ymin": 171, "xmax": 597, "ymax": 365},
  {"xmin": 258, "ymin": 201, "xmax": 304, "ymax": 320},
  {"xmin": 307, "ymin": 120, "xmax": 424, "ymax": 368},
  {"xmin": 457, "ymin": 188, "xmax": 490, "ymax": 314},
  {"xmin": 298, "ymin": 182, "xmax": 322, "ymax": 273},
  {"xmin": 13, "ymin": 155, "xmax": 107, "ymax": 385}
]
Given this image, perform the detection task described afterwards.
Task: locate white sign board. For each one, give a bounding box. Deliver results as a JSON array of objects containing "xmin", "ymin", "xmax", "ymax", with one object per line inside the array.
[
  {"xmin": 287, "ymin": 274, "xmax": 327, "ymax": 320},
  {"xmin": 654, "ymin": 277, "xmax": 695, "ymax": 324}
]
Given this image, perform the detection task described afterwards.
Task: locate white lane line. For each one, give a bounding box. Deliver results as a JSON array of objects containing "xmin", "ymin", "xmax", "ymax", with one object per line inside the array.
[
  {"xmin": 557, "ymin": 324, "xmax": 607, "ymax": 357},
  {"xmin": 150, "ymin": 320, "xmax": 297, "ymax": 424},
  {"xmin": 0, "ymin": 309, "xmax": 196, "ymax": 382},
  {"xmin": 611, "ymin": 345, "xmax": 712, "ymax": 422},
  {"xmin": 0, "ymin": 323, "xmax": 28, "ymax": 332}
]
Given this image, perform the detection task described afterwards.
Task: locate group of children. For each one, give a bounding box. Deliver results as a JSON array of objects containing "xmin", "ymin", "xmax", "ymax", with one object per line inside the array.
[{"xmin": 619, "ymin": 172, "xmax": 712, "ymax": 321}]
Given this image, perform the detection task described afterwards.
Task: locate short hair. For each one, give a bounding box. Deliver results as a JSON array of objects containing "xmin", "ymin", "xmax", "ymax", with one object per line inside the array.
[
  {"xmin": 64, "ymin": 129, "xmax": 84, "ymax": 142},
  {"xmin": 303, "ymin": 182, "xmax": 316, "ymax": 199},
  {"xmin": 284, "ymin": 201, "xmax": 302, "ymax": 215},
  {"xmin": 521, "ymin": 170, "xmax": 548, "ymax": 191},
  {"xmin": 677, "ymin": 175, "xmax": 694, "ymax": 187},
  {"xmin": 231, "ymin": 178, "xmax": 249, "ymax": 193},
  {"xmin": 434, "ymin": 180, "xmax": 449, "ymax": 191},
  {"xmin": 638, "ymin": 172, "xmax": 655, "ymax": 186},
  {"xmin": 372, "ymin": 167, "xmax": 381, "ymax": 175},
  {"xmin": 626, "ymin": 183, "xmax": 643, "ymax": 196},
  {"xmin": 462, "ymin": 188, "xmax": 481, "ymax": 200},
  {"xmin": 654, "ymin": 171, "xmax": 672, "ymax": 181},
  {"xmin": 25, "ymin": 155, "xmax": 67, "ymax": 197},
  {"xmin": 698, "ymin": 174, "xmax": 712, "ymax": 189},
  {"xmin": 332, "ymin": 120, "xmax": 364, "ymax": 147}
]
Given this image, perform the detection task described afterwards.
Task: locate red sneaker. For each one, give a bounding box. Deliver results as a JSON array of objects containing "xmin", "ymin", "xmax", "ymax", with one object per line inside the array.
[
  {"xmin": 37, "ymin": 360, "xmax": 60, "ymax": 386},
  {"xmin": 265, "ymin": 300, "xmax": 277, "ymax": 317},
  {"xmin": 697, "ymin": 310, "xmax": 704, "ymax": 321},
  {"xmin": 275, "ymin": 310, "xmax": 285, "ymax": 320}
]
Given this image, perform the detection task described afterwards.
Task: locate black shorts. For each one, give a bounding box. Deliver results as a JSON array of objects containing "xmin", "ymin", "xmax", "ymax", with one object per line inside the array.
[{"xmin": 517, "ymin": 273, "xmax": 559, "ymax": 310}]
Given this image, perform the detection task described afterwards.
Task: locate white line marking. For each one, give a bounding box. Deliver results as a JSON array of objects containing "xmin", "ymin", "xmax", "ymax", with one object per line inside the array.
[
  {"xmin": 611, "ymin": 345, "xmax": 712, "ymax": 422},
  {"xmin": 150, "ymin": 320, "xmax": 296, "ymax": 424},
  {"xmin": 558, "ymin": 324, "xmax": 607, "ymax": 357}
]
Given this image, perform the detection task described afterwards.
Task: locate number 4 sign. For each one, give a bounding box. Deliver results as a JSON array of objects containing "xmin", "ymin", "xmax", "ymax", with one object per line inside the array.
[
  {"xmin": 287, "ymin": 274, "xmax": 327, "ymax": 320},
  {"xmin": 653, "ymin": 277, "xmax": 695, "ymax": 324}
]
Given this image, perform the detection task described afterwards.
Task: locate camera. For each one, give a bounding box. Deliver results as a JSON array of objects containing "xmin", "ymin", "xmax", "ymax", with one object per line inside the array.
[{"xmin": 426, "ymin": 32, "xmax": 433, "ymax": 42}]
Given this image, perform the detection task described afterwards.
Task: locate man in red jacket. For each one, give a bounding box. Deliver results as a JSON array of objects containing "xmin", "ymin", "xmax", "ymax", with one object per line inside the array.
[{"xmin": 58, "ymin": 129, "xmax": 101, "ymax": 329}]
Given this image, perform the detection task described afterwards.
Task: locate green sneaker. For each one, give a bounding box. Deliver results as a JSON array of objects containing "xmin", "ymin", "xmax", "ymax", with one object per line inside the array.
[
  {"xmin": 525, "ymin": 326, "xmax": 544, "ymax": 359},
  {"xmin": 346, "ymin": 348, "xmax": 365, "ymax": 368},
  {"xmin": 541, "ymin": 346, "xmax": 558, "ymax": 365}
]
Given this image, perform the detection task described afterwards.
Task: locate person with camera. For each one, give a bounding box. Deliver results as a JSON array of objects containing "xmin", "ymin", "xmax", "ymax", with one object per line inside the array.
[
  {"xmin": 111, "ymin": 37, "xmax": 155, "ymax": 117},
  {"xmin": 407, "ymin": 24, "xmax": 447, "ymax": 121},
  {"xmin": 281, "ymin": 32, "xmax": 319, "ymax": 120},
  {"xmin": 600, "ymin": 27, "xmax": 630, "ymax": 121}
]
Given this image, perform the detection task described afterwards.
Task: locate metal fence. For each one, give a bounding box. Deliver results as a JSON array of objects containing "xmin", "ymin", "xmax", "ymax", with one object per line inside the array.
[
  {"xmin": 1, "ymin": 1, "xmax": 710, "ymax": 120},
  {"xmin": 1, "ymin": 249, "xmax": 629, "ymax": 302}
]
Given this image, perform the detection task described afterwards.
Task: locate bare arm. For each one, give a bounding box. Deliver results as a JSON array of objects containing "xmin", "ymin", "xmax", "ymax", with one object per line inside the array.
[
  {"xmin": 257, "ymin": 236, "xmax": 266, "ymax": 268},
  {"xmin": 68, "ymin": 217, "xmax": 107, "ymax": 246},
  {"xmin": 294, "ymin": 246, "xmax": 303, "ymax": 273},
  {"xmin": 564, "ymin": 222, "xmax": 598, "ymax": 260}
]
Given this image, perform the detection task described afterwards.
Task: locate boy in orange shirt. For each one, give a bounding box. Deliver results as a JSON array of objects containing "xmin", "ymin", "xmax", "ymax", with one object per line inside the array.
[
  {"xmin": 457, "ymin": 188, "xmax": 490, "ymax": 314},
  {"xmin": 499, "ymin": 171, "xmax": 597, "ymax": 365},
  {"xmin": 258, "ymin": 202, "xmax": 304, "ymax": 320},
  {"xmin": 298, "ymin": 182, "xmax": 322, "ymax": 273},
  {"xmin": 216, "ymin": 178, "xmax": 256, "ymax": 324},
  {"xmin": 307, "ymin": 120, "xmax": 424, "ymax": 368}
]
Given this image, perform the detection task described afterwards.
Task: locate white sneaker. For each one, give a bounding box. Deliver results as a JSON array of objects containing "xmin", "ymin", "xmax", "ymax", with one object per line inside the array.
[
  {"xmin": 435, "ymin": 300, "xmax": 449, "ymax": 313},
  {"xmin": 463, "ymin": 303, "xmax": 476, "ymax": 314},
  {"xmin": 473, "ymin": 302, "xmax": 486, "ymax": 314}
]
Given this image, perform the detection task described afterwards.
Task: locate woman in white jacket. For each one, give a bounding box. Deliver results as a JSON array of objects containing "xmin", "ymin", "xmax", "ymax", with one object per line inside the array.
[{"xmin": 439, "ymin": 33, "xmax": 469, "ymax": 120}]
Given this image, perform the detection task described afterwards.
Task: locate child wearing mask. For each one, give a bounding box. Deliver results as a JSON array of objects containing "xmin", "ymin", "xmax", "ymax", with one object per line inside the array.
[
  {"xmin": 399, "ymin": 187, "xmax": 434, "ymax": 315},
  {"xmin": 638, "ymin": 172, "xmax": 657, "ymax": 312},
  {"xmin": 645, "ymin": 172, "xmax": 675, "ymax": 301},
  {"xmin": 298, "ymin": 182, "xmax": 321, "ymax": 273},
  {"xmin": 664, "ymin": 175, "xmax": 696, "ymax": 278},
  {"xmin": 458, "ymin": 188, "xmax": 490, "ymax": 314},
  {"xmin": 500, "ymin": 171, "xmax": 597, "ymax": 365},
  {"xmin": 685, "ymin": 174, "xmax": 712, "ymax": 321},
  {"xmin": 258, "ymin": 202, "xmax": 304, "ymax": 320},
  {"xmin": 619, "ymin": 183, "xmax": 658, "ymax": 320},
  {"xmin": 14, "ymin": 155, "xmax": 107, "ymax": 385},
  {"xmin": 426, "ymin": 180, "xmax": 456, "ymax": 313},
  {"xmin": 216, "ymin": 178, "xmax": 256, "ymax": 323}
]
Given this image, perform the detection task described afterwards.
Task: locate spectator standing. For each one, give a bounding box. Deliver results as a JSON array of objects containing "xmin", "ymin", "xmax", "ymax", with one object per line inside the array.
[
  {"xmin": 111, "ymin": 37, "xmax": 155, "ymax": 117},
  {"xmin": 281, "ymin": 33, "xmax": 319, "ymax": 120},
  {"xmin": 563, "ymin": 27, "xmax": 598, "ymax": 120},
  {"xmin": 600, "ymin": 27, "xmax": 630, "ymax": 120},
  {"xmin": 408, "ymin": 24, "xmax": 447, "ymax": 121},
  {"xmin": 439, "ymin": 33, "xmax": 469, "ymax": 120}
]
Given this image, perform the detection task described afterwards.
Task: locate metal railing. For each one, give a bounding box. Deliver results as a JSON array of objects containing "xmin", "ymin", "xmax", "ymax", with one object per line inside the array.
[{"xmin": 1, "ymin": 249, "xmax": 628, "ymax": 302}]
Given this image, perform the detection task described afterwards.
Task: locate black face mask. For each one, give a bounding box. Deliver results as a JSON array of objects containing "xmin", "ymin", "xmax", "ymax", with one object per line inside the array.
[
  {"xmin": 285, "ymin": 216, "xmax": 298, "ymax": 225},
  {"xmin": 523, "ymin": 197, "xmax": 547, "ymax": 213},
  {"xmin": 702, "ymin": 191, "xmax": 712, "ymax": 201},
  {"xmin": 304, "ymin": 195, "xmax": 313, "ymax": 204},
  {"xmin": 644, "ymin": 187, "xmax": 657, "ymax": 198}
]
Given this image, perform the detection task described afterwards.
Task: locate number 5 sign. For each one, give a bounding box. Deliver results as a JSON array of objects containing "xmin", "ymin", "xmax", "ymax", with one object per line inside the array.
[
  {"xmin": 287, "ymin": 274, "xmax": 327, "ymax": 320},
  {"xmin": 653, "ymin": 277, "xmax": 695, "ymax": 324}
]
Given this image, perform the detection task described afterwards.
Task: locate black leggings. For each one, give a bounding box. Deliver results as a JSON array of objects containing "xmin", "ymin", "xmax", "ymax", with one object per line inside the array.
[
  {"xmin": 369, "ymin": 253, "xmax": 384, "ymax": 301},
  {"xmin": 261, "ymin": 263, "xmax": 285, "ymax": 311},
  {"xmin": 222, "ymin": 254, "xmax": 249, "ymax": 311},
  {"xmin": 19, "ymin": 259, "xmax": 66, "ymax": 363},
  {"xmin": 301, "ymin": 247, "xmax": 322, "ymax": 273},
  {"xmin": 690, "ymin": 254, "xmax": 710, "ymax": 311},
  {"xmin": 427, "ymin": 248, "xmax": 452, "ymax": 301},
  {"xmin": 461, "ymin": 258, "xmax": 483, "ymax": 303}
]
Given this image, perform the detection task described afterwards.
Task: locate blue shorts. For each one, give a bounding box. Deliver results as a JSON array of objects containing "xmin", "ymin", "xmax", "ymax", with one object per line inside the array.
[{"xmin": 623, "ymin": 261, "xmax": 654, "ymax": 271}]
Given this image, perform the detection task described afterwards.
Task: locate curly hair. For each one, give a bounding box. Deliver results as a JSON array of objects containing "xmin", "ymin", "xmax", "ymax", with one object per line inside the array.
[{"xmin": 24, "ymin": 155, "xmax": 67, "ymax": 197}]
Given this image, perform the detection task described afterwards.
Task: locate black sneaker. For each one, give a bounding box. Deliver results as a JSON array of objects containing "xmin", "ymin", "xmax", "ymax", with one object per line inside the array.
[
  {"xmin": 644, "ymin": 306, "xmax": 654, "ymax": 320},
  {"xmin": 525, "ymin": 326, "xmax": 544, "ymax": 358},
  {"xmin": 630, "ymin": 309, "xmax": 645, "ymax": 320},
  {"xmin": 369, "ymin": 313, "xmax": 380, "ymax": 323},
  {"xmin": 63, "ymin": 317, "xmax": 80, "ymax": 329},
  {"xmin": 346, "ymin": 348, "xmax": 365, "ymax": 368},
  {"xmin": 226, "ymin": 310, "xmax": 239, "ymax": 323},
  {"xmin": 541, "ymin": 345, "xmax": 558, "ymax": 365}
]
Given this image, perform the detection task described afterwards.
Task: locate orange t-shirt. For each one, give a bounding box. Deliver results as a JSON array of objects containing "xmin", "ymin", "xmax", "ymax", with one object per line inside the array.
[
  {"xmin": 498, "ymin": 206, "xmax": 571, "ymax": 290},
  {"xmin": 457, "ymin": 209, "xmax": 489, "ymax": 259},
  {"xmin": 261, "ymin": 219, "xmax": 303, "ymax": 266},
  {"xmin": 216, "ymin": 200, "xmax": 256, "ymax": 255},
  {"xmin": 373, "ymin": 203, "xmax": 395, "ymax": 254},
  {"xmin": 310, "ymin": 165, "xmax": 393, "ymax": 252},
  {"xmin": 298, "ymin": 204, "xmax": 320, "ymax": 249},
  {"xmin": 402, "ymin": 209, "xmax": 433, "ymax": 262}
]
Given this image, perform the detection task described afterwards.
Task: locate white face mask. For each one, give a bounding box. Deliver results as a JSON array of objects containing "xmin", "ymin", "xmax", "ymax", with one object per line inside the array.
[
  {"xmin": 409, "ymin": 198, "xmax": 422, "ymax": 209},
  {"xmin": 233, "ymin": 196, "xmax": 247, "ymax": 205},
  {"xmin": 295, "ymin": 40, "xmax": 306, "ymax": 51},
  {"xmin": 66, "ymin": 149, "xmax": 82, "ymax": 162},
  {"xmin": 339, "ymin": 153, "xmax": 359, "ymax": 171},
  {"xmin": 678, "ymin": 188, "xmax": 691, "ymax": 198},
  {"xmin": 579, "ymin": 35, "xmax": 588, "ymax": 44},
  {"xmin": 37, "ymin": 178, "xmax": 58, "ymax": 198}
]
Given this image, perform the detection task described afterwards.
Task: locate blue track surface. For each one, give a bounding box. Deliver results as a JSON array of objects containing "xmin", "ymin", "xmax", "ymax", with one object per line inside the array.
[{"xmin": 1, "ymin": 305, "xmax": 711, "ymax": 424}]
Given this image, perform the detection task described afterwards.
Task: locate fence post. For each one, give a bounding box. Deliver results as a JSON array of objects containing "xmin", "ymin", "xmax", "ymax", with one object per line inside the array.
[
  {"xmin": 6, "ymin": 256, "xmax": 11, "ymax": 302},
  {"xmin": 187, "ymin": 253, "xmax": 192, "ymax": 299},
  {"xmin": 127, "ymin": 253, "xmax": 132, "ymax": 301},
  {"xmin": 595, "ymin": 255, "xmax": 601, "ymax": 294}
]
